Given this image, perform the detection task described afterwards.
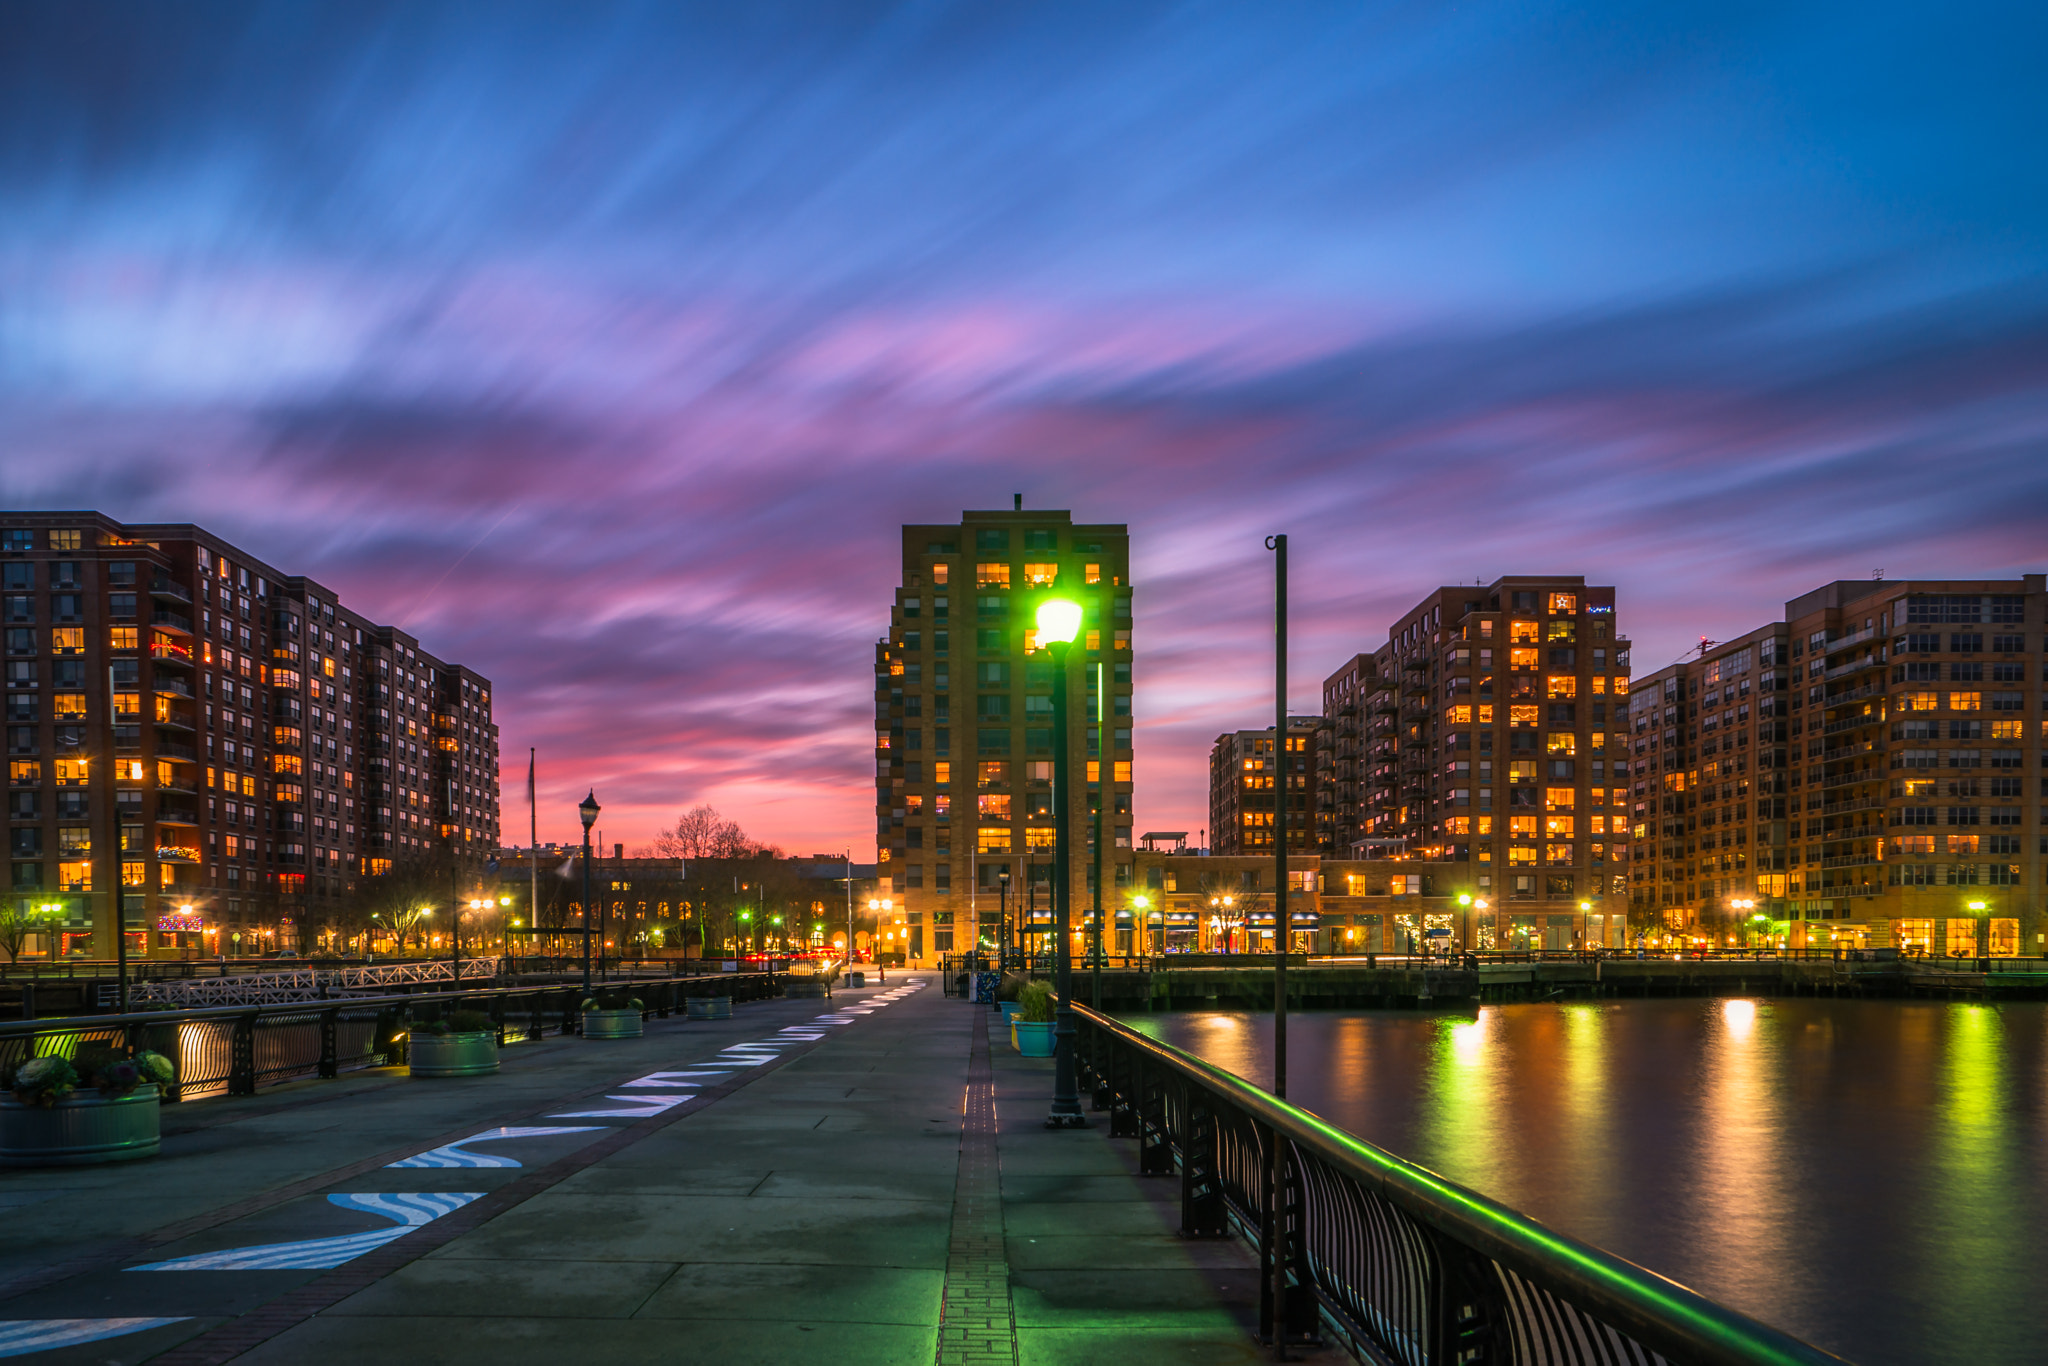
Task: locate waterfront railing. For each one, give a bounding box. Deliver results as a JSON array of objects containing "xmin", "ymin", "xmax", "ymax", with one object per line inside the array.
[
  {"xmin": 0, "ymin": 973, "xmax": 784, "ymax": 1102},
  {"xmin": 1071, "ymin": 1001, "xmax": 1847, "ymax": 1366}
]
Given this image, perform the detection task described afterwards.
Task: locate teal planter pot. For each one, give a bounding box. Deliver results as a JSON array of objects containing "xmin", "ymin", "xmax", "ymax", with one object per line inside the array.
[
  {"xmin": 686, "ymin": 997, "xmax": 733, "ymax": 1020},
  {"xmin": 999, "ymin": 1002, "xmax": 1023, "ymax": 1027},
  {"xmin": 409, "ymin": 1032, "xmax": 500, "ymax": 1078},
  {"xmin": 583, "ymin": 1008, "xmax": 644, "ymax": 1039},
  {"xmin": 0, "ymin": 1086, "xmax": 161, "ymax": 1167},
  {"xmin": 1014, "ymin": 1022, "xmax": 1055, "ymax": 1058}
]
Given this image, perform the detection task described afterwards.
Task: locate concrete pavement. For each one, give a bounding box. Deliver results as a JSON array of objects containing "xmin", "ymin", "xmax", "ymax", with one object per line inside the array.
[{"xmin": 0, "ymin": 975, "xmax": 1340, "ymax": 1365}]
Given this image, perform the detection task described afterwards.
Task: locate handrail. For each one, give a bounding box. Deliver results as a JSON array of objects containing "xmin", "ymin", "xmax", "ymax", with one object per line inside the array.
[{"xmin": 1072, "ymin": 1002, "xmax": 1846, "ymax": 1365}]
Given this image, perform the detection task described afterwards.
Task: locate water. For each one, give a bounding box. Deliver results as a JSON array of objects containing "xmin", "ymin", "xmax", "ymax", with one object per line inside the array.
[{"xmin": 1127, "ymin": 999, "xmax": 2048, "ymax": 1366}]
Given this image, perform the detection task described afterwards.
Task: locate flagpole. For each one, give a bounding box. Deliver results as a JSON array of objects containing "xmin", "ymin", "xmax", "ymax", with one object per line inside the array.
[{"xmin": 536, "ymin": 749, "xmax": 544, "ymax": 983}]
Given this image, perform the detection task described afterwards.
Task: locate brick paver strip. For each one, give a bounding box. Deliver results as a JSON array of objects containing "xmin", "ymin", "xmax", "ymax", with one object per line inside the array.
[{"xmin": 936, "ymin": 1008, "xmax": 1018, "ymax": 1366}]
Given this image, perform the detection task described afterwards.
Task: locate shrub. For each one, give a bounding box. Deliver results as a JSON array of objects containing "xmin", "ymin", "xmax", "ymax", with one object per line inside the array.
[
  {"xmin": 1017, "ymin": 979, "xmax": 1056, "ymax": 1023},
  {"xmin": 581, "ymin": 990, "xmax": 644, "ymax": 1013},
  {"xmin": 444, "ymin": 1009, "xmax": 497, "ymax": 1036}
]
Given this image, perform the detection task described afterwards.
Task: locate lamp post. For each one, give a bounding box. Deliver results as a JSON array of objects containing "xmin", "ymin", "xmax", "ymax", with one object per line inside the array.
[
  {"xmin": 578, "ymin": 790, "xmax": 600, "ymax": 994},
  {"xmin": 1129, "ymin": 893, "xmax": 1150, "ymax": 957},
  {"xmin": 996, "ymin": 870, "xmax": 1010, "ymax": 978},
  {"xmin": 1037, "ymin": 597, "xmax": 1087, "ymax": 1128}
]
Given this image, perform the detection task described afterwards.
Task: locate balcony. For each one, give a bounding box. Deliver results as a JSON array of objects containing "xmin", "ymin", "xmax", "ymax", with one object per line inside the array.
[
  {"xmin": 150, "ymin": 640, "xmax": 193, "ymax": 666},
  {"xmin": 149, "ymin": 579, "xmax": 193, "ymax": 605},
  {"xmin": 1820, "ymin": 795, "xmax": 1886, "ymax": 817},
  {"xmin": 154, "ymin": 708, "xmax": 196, "ymax": 733},
  {"xmin": 155, "ymin": 738, "xmax": 197, "ymax": 761},
  {"xmin": 156, "ymin": 803, "xmax": 201, "ymax": 827},
  {"xmin": 155, "ymin": 845, "xmax": 201, "ymax": 864},
  {"xmin": 150, "ymin": 609, "xmax": 193, "ymax": 636},
  {"xmin": 154, "ymin": 675, "xmax": 193, "ymax": 698},
  {"xmin": 1823, "ymin": 713, "xmax": 1884, "ymax": 736}
]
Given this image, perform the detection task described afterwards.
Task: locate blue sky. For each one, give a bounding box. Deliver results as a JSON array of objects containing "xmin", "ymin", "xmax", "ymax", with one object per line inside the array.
[{"xmin": 2, "ymin": 1, "xmax": 2043, "ymax": 849}]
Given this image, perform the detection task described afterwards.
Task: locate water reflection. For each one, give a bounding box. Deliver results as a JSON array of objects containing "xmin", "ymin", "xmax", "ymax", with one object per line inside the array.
[{"xmin": 1130, "ymin": 999, "xmax": 2048, "ymax": 1366}]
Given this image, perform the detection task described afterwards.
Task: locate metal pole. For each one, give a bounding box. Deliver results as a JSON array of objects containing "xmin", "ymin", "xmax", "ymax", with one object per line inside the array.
[
  {"xmin": 579, "ymin": 827, "xmax": 593, "ymax": 995},
  {"xmin": 845, "ymin": 851, "xmax": 854, "ymax": 981},
  {"xmin": 1092, "ymin": 659, "xmax": 1105, "ymax": 1006},
  {"xmin": 450, "ymin": 860, "xmax": 461, "ymax": 990},
  {"xmin": 528, "ymin": 748, "xmax": 537, "ymax": 982},
  {"xmin": 1267, "ymin": 533, "xmax": 1288, "ymax": 1102},
  {"xmin": 1046, "ymin": 638, "xmax": 1085, "ymax": 1127},
  {"xmin": 995, "ymin": 877, "xmax": 1008, "ymax": 1008},
  {"xmin": 107, "ymin": 667, "xmax": 128, "ymax": 1014}
]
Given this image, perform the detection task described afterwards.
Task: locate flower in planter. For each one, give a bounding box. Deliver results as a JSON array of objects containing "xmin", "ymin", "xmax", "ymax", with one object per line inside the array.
[
  {"xmin": 93, "ymin": 1058, "xmax": 144, "ymax": 1098},
  {"xmin": 136, "ymin": 1051, "xmax": 176, "ymax": 1088},
  {"xmin": 8, "ymin": 1055, "xmax": 79, "ymax": 1108}
]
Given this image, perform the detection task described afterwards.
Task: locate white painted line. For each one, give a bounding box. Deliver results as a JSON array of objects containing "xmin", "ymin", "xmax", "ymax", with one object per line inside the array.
[
  {"xmin": 132, "ymin": 1194, "xmax": 482, "ymax": 1271},
  {"xmin": 387, "ymin": 1126, "xmax": 602, "ymax": 1169},
  {"xmin": 0, "ymin": 1319, "xmax": 192, "ymax": 1357}
]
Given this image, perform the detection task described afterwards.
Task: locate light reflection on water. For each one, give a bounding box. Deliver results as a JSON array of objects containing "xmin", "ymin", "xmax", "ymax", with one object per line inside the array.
[{"xmin": 1126, "ymin": 999, "xmax": 2048, "ymax": 1366}]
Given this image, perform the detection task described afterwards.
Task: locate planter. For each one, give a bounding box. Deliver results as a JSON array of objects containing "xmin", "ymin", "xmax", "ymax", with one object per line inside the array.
[
  {"xmin": 583, "ymin": 1008, "xmax": 644, "ymax": 1039},
  {"xmin": 408, "ymin": 1031, "xmax": 500, "ymax": 1078},
  {"xmin": 846, "ymin": 971, "xmax": 866, "ymax": 988},
  {"xmin": 785, "ymin": 979, "xmax": 829, "ymax": 999},
  {"xmin": 999, "ymin": 1002, "xmax": 1023, "ymax": 1027},
  {"xmin": 686, "ymin": 997, "xmax": 733, "ymax": 1021},
  {"xmin": 1013, "ymin": 1021, "xmax": 1055, "ymax": 1058},
  {"xmin": 1, "ymin": 1086, "xmax": 161, "ymax": 1167}
]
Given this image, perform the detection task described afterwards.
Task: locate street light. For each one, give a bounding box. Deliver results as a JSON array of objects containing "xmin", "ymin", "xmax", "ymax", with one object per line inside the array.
[
  {"xmin": 1130, "ymin": 893, "xmax": 1150, "ymax": 955},
  {"xmin": 1036, "ymin": 597, "xmax": 1086, "ymax": 1129},
  {"xmin": 578, "ymin": 790, "xmax": 600, "ymax": 994}
]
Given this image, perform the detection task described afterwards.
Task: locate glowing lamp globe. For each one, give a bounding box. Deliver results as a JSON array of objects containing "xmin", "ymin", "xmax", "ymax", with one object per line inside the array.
[{"xmin": 1035, "ymin": 598, "xmax": 1083, "ymax": 645}]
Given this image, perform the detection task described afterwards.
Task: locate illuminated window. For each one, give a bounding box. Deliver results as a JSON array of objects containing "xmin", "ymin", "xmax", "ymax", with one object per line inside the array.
[
  {"xmin": 1894, "ymin": 835, "xmax": 1935, "ymax": 855},
  {"xmin": 1509, "ymin": 621, "xmax": 1538, "ymax": 645},
  {"xmin": 52, "ymin": 693, "xmax": 85, "ymax": 719},
  {"xmin": 1547, "ymin": 675, "xmax": 1576, "ymax": 699},
  {"xmin": 1508, "ymin": 815, "xmax": 1538, "ymax": 838},
  {"xmin": 1544, "ymin": 786, "xmax": 1575, "ymax": 810},
  {"xmin": 1445, "ymin": 704, "xmax": 1472, "ymax": 725},
  {"xmin": 1025, "ymin": 760, "xmax": 1053, "ymax": 782},
  {"xmin": 1545, "ymin": 815, "xmax": 1576, "ymax": 838},
  {"xmin": 58, "ymin": 861, "xmax": 91, "ymax": 890},
  {"xmin": 1509, "ymin": 705, "xmax": 1538, "ymax": 728},
  {"xmin": 1113, "ymin": 761, "xmax": 1131, "ymax": 783},
  {"xmin": 1084, "ymin": 564, "xmax": 1101, "ymax": 585},
  {"xmin": 1948, "ymin": 692, "xmax": 1981, "ymax": 711},
  {"xmin": 1545, "ymin": 843, "xmax": 1574, "ymax": 864},
  {"xmin": 978, "ymin": 793, "xmax": 1012, "ymax": 818},
  {"xmin": 1446, "ymin": 817, "xmax": 1471, "ymax": 835},
  {"xmin": 1989, "ymin": 720, "xmax": 2022, "ymax": 740},
  {"xmin": 1508, "ymin": 760, "xmax": 1536, "ymax": 784},
  {"xmin": 240, "ymin": 774, "xmax": 256, "ymax": 797},
  {"xmin": 976, "ymin": 563, "xmax": 1011, "ymax": 589},
  {"xmin": 978, "ymin": 761, "xmax": 1007, "ymax": 787},
  {"xmin": 977, "ymin": 827, "xmax": 1011, "ymax": 854},
  {"xmin": 51, "ymin": 628, "xmax": 83, "ymax": 655},
  {"xmin": 49, "ymin": 529, "xmax": 81, "ymax": 552},
  {"xmin": 1899, "ymin": 692, "xmax": 1938, "ymax": 711},
  {"xmin": 1507, "ymin": 845, "xmax": 1537, "ymax": 864},
  {"xmin": 1510, "ymin": 648, "xmax": 1538, "ymax": 671},
  {"xmin": 1026, "ymin": 826, "xmax": 1056, "ymax": 849},
  {"xmin": 1114, "ymin": 629, "xmax": 1130, "ymax": 650},
  {"xmin": 1613, "ymin": 677, "xmax": 1630, "ymax": 695},
  {"xmin": 1022, "ymin": 563, "xmax": 1058, "ymax": 587},
  {"xmin": 1550, "ymin": 593, "xmax": 1578, "ymax": 614},
  {"xmin": 1546, "ymin": 733, "xmax": 1576, "ymax": 756},
  {"xmin": 54, "ymin": 758, "xmax": 87, "ymax": 786},
  {"xmin": 109, "ymin": 627, "xmax": 138, "ymax": 650},
  {"xmin": 933, "ymin": 761, "xmax": 950, "ymax": 785},
  {"xmin": 8, "ymin": 760, "xmax": 39, "ymax": 786},
  {"xmin": 57, "ymin": 827, "xmax": 89, "ymax": 854},
  {"xmin": 1545, "ymin": 620, "xmax": 1575, "ymax": 642},
  {"xmin": 1477, "ymin": 704, "xmax": 1494, "ymax": 724},
  {"xmin": 930, "ymin": 562, "xmax": 949, "ymax": 585},
  {"xmin": 1591, "ymin": 676, "xmax": 1608, "ymax": 694}
]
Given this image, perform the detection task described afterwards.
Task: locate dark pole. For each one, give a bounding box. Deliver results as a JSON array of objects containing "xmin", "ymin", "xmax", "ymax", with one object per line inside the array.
[
  {"xmin": 1091, "ymin": 660, "xmax": 1105, "ymax": 1007},
  {"xmin": 449, "ymin": 858, "xmax": 461, "ymax": 990},
  {"xmin": 1267, "ymin": 533, "xmax": 1287, "ymax": 1101},
  {"xmin": 577, "ymin": 791, "xmax": 598, "ymax": 996},
  {"xmin": 1046, "ymin": 636, "xmax": 1085, "ymax": 1128},
  {"xmin": 997, "ymin": 874, "xmax": 1009, "ymax": 985},
  {"xmin": 105, "ymin": 666, "xmax": 128, "ymax": 1013}
]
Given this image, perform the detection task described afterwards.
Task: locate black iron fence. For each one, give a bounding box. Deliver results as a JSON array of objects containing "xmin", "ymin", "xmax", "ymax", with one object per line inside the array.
[
  {"xmin": 1070, "ymin": 1003, "xmax": 1845, "ymax": 1366},
  {"xmin": 0, "ymin": 973, "xmax": 784, "ymax": 1103}
]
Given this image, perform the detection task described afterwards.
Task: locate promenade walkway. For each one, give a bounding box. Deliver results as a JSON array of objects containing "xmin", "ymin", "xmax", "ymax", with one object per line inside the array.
[{"xmin": 0, "ymin": 976, "xmax": 1333, "ymax": 1365}]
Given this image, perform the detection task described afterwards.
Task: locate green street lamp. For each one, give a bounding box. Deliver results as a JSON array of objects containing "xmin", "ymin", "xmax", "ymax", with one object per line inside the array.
[{"xmin": 1036, "ymin": 597, "xmax": 1087, "ymax": 1129}]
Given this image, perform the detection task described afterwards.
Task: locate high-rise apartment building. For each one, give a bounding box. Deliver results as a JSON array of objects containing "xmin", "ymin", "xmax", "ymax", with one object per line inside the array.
[
  {"xmin": 1330, "ymin": 576, "xmax": 1633, "ymax": 948},
  {"xmin": 3, "ymin": 512, "xmax": 500, "ymax": 957},
  {"xmin": 1320, "ymin": 653, "xmax": 1377, "ymax": 856},
  {"xmin": 1207, "ymin": 717, "xmax": 1329, "ymax": 855},
  {"xmin": 877, "ymin": 505, "xmax": 1133, "ymax": 962},
  {"xmin": 1625, "ymin": 575, "xmax": 2044, "ymax": 953}
]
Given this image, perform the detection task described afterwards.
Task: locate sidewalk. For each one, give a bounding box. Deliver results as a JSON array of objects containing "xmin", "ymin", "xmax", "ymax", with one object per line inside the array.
[{"xmin": 0, "ymin": 980, "xmax": 1341, "ymax": 1365}]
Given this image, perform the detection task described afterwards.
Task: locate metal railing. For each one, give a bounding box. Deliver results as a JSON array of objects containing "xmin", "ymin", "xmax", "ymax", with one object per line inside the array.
[
  {"xmin": 130, "ymin": 956, "xmax": 503, "ymax": 1008},
  {"xmin": 0, "ymin": 973, "xmax": 785, "ymax": 1101},
  {"xmin": 1070, "ymin": 1004, "xmax": 1845, "ymax": 1365}
]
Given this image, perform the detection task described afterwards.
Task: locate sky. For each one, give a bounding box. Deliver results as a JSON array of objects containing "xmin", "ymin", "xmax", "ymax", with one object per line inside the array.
[{"xmin": 2, "ymin": 1, "xmax": 2044, "ymax": 854}]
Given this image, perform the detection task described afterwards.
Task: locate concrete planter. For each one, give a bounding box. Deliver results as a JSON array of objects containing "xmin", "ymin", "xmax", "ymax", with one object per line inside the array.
[
  {"xmin": 583, "ymin": 1008, "xmax": 644, "ymax": 1039},
  {"xmin": 0, "ymin": 1086, "xmax": 161, "ymax": 1166},
  {"xmin": 686, "ymin": 997, "xmax": 733, "ymax": 1021},
  {"xmin": 785, "ymin": 979, "xmax": 829, "ymax": 999},
  {"xmin": 408, "ymin": 1031, "xmax": 500, "ymax": 1078},
  {"xmin": 1014, "ymin": 1021, "xmax": 1055, "ymax": 1058}
]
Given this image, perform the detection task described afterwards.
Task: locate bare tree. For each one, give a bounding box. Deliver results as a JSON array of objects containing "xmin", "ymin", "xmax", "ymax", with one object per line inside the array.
[
  {"xmin": 0, "ymin": 904, "xmax": 58, "ymax": 962},
  {"xmin": 650, "ymin": 803, "xmax": 760, "ymax": 860}
]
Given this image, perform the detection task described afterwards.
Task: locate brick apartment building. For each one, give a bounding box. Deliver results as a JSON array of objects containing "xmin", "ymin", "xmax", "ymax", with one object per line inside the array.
[
  {"xmin": 3, "ymin": 512, "xmax": 500, "ymax": 956},
  {"xmin": 876, "ymin": 504, "xmax": 1134, "ymax": 963},
  {"xmin": 1206, "ymin": 717, "xmax": 1331, "ymax": 856},
  {"xmin": 1626, "ymin": 575, "xmax": 2045, "ymax": 954},
  {"xmin": 1321, "ymin": 576, "xmax": 1634, "ymax": 949}
]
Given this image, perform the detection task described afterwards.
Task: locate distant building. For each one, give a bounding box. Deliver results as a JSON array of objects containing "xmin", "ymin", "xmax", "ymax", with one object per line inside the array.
[
  {"xmin": 1321, "ymin": 576, "xmax": 1634, "ymax": 949},
  {"xmin": 1625, "ymin": 574, "xmax": 2046, "ymax": 955},
  {"xmin": 1319, "ymin": 653, "xmax": 1377, "ymax": 858},
  {"xmin": 1206, "ymin": 717, "xmax": 1330, "ymax": 856},
  {"xmin": 2, "ymin": 512, "xmax": 499, "ymax": 957},
  {"xmin": 877, "ymin": 502, "xmax": 1134, "ymax": 962}
]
